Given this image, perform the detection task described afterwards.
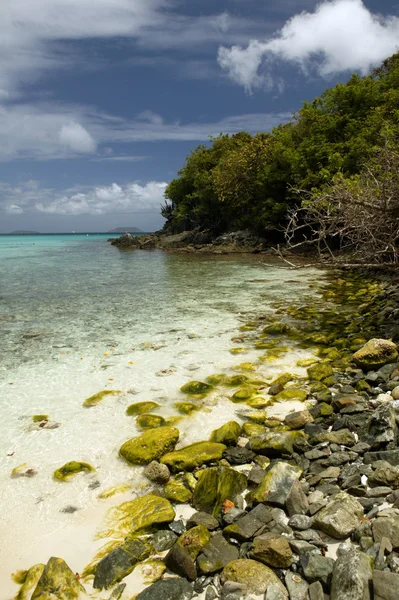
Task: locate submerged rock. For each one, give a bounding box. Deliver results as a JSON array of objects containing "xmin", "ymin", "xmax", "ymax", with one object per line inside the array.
[
  {"xmin": 221, "ymin": 559, "xmax": 288, "ymax": 596},
  {"xmin": 126, "ymin": 401, "xmax": 160, "ymax": 416},
  {"xmin": 209, "ymin": 421, "xmax": 242, "ymax": 446},
  {"xmin": 193, "ymin": 466, "xmax": 247, "ymax": 516},
  {"xmin": 53, "ymin": 461, "xmax": 95, "ymax": 482},
  {"xmin": 161, "ymin": 441, "xmax": 226, "ymax": 471},
  {"xmin": 353, "ymin": 339, "xmax": 398, "ymax": 371},
  {"xmin": 180, "ymin": 381, "xmax": 213, "ymax": 396},
  {"xmin": 83, "ymin": 390, "xmax": 121, "ymax": 408},
  {"xmin": 136, "ymin": 414, "xmax": 166, "ymax": 431},
  {"xmin": 31, "ymin": 557, "xmax": 86, "ymax": 599},
  {"xmin": 119, "ymin": 426, "xmax": 179, "ymax": 465},
  {"xmin": 307, "ymin": 363, "xmax": 334, "ymax": 382}
]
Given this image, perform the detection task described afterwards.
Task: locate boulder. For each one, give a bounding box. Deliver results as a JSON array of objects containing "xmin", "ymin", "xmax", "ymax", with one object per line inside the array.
[
  {"xmin": 161, "ymin": 441, "xmax": 226, "ymax": 471},
  {"xmin": 210, "ymin": 421, "xmax": 242, "ymax": 446},
  {"xmin": 251, "ymin": 532, "xmax": 294, "ymax": 568},
  {"xmin": 314, "ymin": 492, "xmax": 364, "ymax": 539},
  {"xmin": 15, "ymin": 564, "xmax": 45, "ymax": 600},
  {"xmin": 193, "ymin": 466, "xmax": 247, "ymax": 516},
  {"xmin": 373, "ymin": 570, "xmax": 399, "ymax": 600},
  {"xmin": 110, "ymin": 233, "xmax": 140, "ymax": 248},
  {"xmin": 31, "ymin": 557, "xmax": 86, "ymax": 599},
  {"xmin": 249, "ymin": 431, "xmax": 307, "ymax": 457},
  {"xmin": 373, "ymin": 516, "xmax": 399, "ymax": 549},
  {"xmin": 250, "ymin": 461, "xmax": 303, "ymax": 506},
  {"xmin": 300, "ymin": 554, "xmax": 334, "ymax": 589},
  {"xmin": 136, "ymin": 578, "xmax": 193, "ymax": 600},
  {"xmin": 330, "ymin": 543, "xmax": 372, "ymax": 600},
  {"xmin": 353, "ymin": 339, "xmax": 398, "ymax": 371},
  {"xmin": 197, "ymin": 533, "xmax": 239, "ymax": 574},
  {"xmin": 221, "ymin": 559, "xmax": 288, "ymax": 596},
  {"xmin": 165, "ymin": 544, "xmax": 197, "ymax": 580},
  {"xmin": 94, "ymin": 538, "xmax": 152, "ymax": 589},
  {"xmin": 119, "ymin": 427, "xmax": 179, "ymax": 465},
  {"xmin": 286, "ymin": 479, "xmax": 309, "ymax": 517}
]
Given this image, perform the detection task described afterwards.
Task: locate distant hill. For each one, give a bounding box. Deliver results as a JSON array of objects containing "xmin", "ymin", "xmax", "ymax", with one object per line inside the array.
[
  {"xmin": 9, "ymin": 230, "xmax": 40, "ymax": 235},
  {"xmin": 108, "ymin": 227, "xmax": 142, "ymax": 233}
]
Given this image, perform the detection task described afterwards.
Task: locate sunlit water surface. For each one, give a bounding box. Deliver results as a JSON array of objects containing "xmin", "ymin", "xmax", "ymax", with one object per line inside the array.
[{"xmin": 0, "ymin": 234, "xmax": 324, "ymax": 598}]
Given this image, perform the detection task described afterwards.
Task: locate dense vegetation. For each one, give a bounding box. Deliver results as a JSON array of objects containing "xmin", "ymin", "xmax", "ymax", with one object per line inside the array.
[{"xmin": 162, "ymin": 52, "xmax": 399, "ymax": 256}]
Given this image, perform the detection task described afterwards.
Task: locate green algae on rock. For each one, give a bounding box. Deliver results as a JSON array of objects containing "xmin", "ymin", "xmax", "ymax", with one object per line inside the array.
[
  {"xmin": 93, "ymin": 537, "xmax": 153, "ymax": 590},
  {"xmin": 249, "ymin": 431, "xmax": 307, "ymax": 457},
  {"xmin": 119, "ymin": 426, "xmax": 179, "ymax": 465},
  {"xmin": 242, "ymin": 422, "xmax": 266, "ymax": 437},
  {"xmin": 231, "ymin": 385, "xmax": 256, "ymax": 403},
  {"xmin": 98, "ymin": 484, "xmax": 131, "ymax": 500},
  {"xmin": 221, "ymin": 558, "xmax": 288, "ymax": 596},
  {"xmin": 177, "ymin": 525, "xmax": 211, "ymax": 559},
  {"xmin": 193, "ymin": 466, "xmax": 247, "ymax": 516},
  {"xmin": 353, "ymin": 338, "xmax": 398, "ymax": 371},
  {"xmin": 274, "ymin": 388, "xmax": 308, "ymax": 402},
  {"xmin": 249, "ymin": 461, "xmax": 303, "ymax": 505},
  {"xmin": 209, "ymin": 421, "xmax": 241, "ymax": 446},
  {"xmin": 180, "ymin": 381, "xmax": 213, "ymax": 396},
  {"xmin": 307, "ymin": 363, "xmax": 334, "ymax": 382},
  {"xmin": 174, "ymin": 402, "xmax": 199, "ymax": 415},
  {"xmin": 31, "ymin": 557, "xmax": 86, "ymax": 599},
  {"xmin": 53, "ymin": 461, "xmax": 95, "ymax": 482},
  {"xmin": 136, "ymin": 414, "xmax": 166, "ymax": 431},
  {"xmin": 161, "ymin": 441, "xmax": 226, "ymax": 472},
  {"xmin": 206, "ymin": 374, "xmax": 227, "ymax": 385},
  {"xmin": 32, "ymin": 414, "xmax": 49, "ymax": 423},
  {"xmin": 126, "ymin": 402, "xmax": 160, "ymax": 416},
  {"xmin": 163, "ymin": 480, "xmax": 192, "ymax": 503},
  {"xmin": 83, "ymin": 390, "xmax": 122, "ymax": 408},
  {"xmin": 99, "ymin": 494, "xmax": 175, "ymax": 540},
  {"xmin": 15, "ymin": 564, "xmax": 45, "ymax": 600}
]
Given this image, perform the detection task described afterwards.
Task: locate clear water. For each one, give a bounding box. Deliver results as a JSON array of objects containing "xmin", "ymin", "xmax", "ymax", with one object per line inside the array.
[{"xmin": 0, "ymin": 235, "xmax": 323, "ymax": 598}]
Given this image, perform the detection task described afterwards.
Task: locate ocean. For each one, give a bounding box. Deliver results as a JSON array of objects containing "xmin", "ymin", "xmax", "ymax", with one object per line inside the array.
[{"xmin": 0, "ymin": 234, "xmax": 323, "ymax": 598}]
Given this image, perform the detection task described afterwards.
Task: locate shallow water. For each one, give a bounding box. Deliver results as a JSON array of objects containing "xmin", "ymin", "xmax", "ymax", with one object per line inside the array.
[{"xmin": 0, "ymin": 235, "xmax": 324, "ymax": 598}]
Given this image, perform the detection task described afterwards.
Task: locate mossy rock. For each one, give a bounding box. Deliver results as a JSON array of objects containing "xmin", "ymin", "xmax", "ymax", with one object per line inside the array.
[
  {"xmin": 180, "ymin": 381, "xmax": 213, "ymax": 396},
  {"xmin": 126, "ymin": 402, "xmax": 160, "ymax": 416},
  {"xmin": 249, "ymin": 461, "xmax": 303, "ymax": 506},
  {"xmin": 164, "ymin": 416, "xmax": 183, "ymax": 426},
  {"xmin": 274, "ymin": 388, "xmax": 308, "ymax": 402},
  {"xmin": 177, "ymin": 525, "xmax": 211, "ymax": 560},
  {"xmin": 93, "ymin": 537, "xmax": 153, "ymax": 590},
  {"xmin": 353, "ymin": 339, "xmax": 398, "ymax": 371},
  {"xmin": 209, "ymin": 421, "xmax": 242, "ymax": 446},
  {"xmin": 249, "ymin": 431, "xmax": 307, "ymax": 457},
  {"xmin": 83, "ymin": 390, "xmax": 122, "ymax": 408},
  {"xmin": 223, "ymin": 375, "xmax": 250, "ymax": 387},
  {"xmin": 15, "ymin": 564, "xmax": 45, "ymax": 600},
  {"xmin": 318, "ymin": 348, "xmax": 341, "ymax": 361},
  {"xmin": 307, "ymin": 363, "xmax": 334, "ymax": 382},
  {"xmin": 233, "ymin": 362, "xmax": 256, "ymax": 371},
  {"xmin": 242, "ymin": 422, "xmax": 266, "ymax": 437},
  {"xmin": 221, "ymin": 559, "xmax": 288, "ymax": 596},
  {"xmin": 356, "ymin": 380, "xmax": 371, "ymax": 392},
  {"xmin": 99, "ymin": 494, "xmax": 175, "ymax": 539},
  {"xmin": 32, "ymin": 414, "xmax": 49, "ymax": 423},
  {"xmin": 206, "ymin": 374, "xmax": 226, "ymax": 385},
  {"xmin": 31, "ymin": 557, "xmax": 86, "ymax": 599},
  {"xmin": 54, "ymin": 461, "xmax": 95, "ymax": 482},
  {"xmin": 310, "ymin": 382, "xmax": 328, "ymax": 393},
  {"xmin": 231, "ymin": 386, "xmax": 256, "ymax": 403},
  {"xmin": 174, "ymin": 402, "xmax": 199, "ymax": 415},
  {"xmin": 98, "ymin": 484, "xmax": 131, "ymax": 499},
  {"xmin": 161, "ymin": 441, "xmax": 226, "ymax": 472},
  {"xmin": 318, "ymin": 402, "xmax": 334, "ymax": 416},
  {"xmin": 119, "ymin": 426, "xmax": 179, "ymax": 465},
  {"xmin": 136, "ymin": 414, "xmax": 166, "ymax": 431},
  {"xmin": 239, "ymin": 410, "xmax": 266, "ymax": 424},
  {"xmin": 163, "ymin": 480, "xmax": 192, "ymax": 503},
  {"xmin": 262, "ymin": 323, "xmax": 292, "ymax": 336},
  {"xmin": 246, "ymin": 396, "xmax": 271, "ymax": 409},
  {"xmin": 193, "ymin": 466, "xmax": 247, "ymax": 517},
  {"xmin": 296, "ymin": 358, "xmax": 318, "ymax": 368},
  {"xmin": 230, "ymin": 347, "xmax": 249, "ymax": 355},
  {"xmin": 271, "ymin": 373, "xmax": 294, "ymax": 386}
]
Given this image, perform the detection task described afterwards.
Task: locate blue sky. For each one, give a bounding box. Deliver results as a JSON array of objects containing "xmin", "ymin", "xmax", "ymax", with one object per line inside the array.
[{"xmin": 0, "ymin": 0, "xmax": 398, "ymax": 232}]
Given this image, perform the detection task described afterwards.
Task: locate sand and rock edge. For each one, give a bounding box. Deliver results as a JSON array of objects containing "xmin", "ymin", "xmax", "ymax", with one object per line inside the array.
[{"xmin": 13, "ymin": 271, "xmax": 399, "ymax": 600}]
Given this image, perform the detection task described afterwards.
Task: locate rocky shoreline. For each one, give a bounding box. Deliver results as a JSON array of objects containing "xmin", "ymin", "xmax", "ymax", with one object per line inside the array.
[{"xmin": 14, "ymin": 272, "xmax": 399, "ymax": 600}]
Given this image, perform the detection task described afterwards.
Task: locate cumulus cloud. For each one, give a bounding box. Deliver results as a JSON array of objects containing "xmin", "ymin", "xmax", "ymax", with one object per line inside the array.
[
  {"xmin": 218, "ymin": 0, "xmax": 399, "ymax": 92},
  {"xmin": 59, "ymin": 122, "xmax": 97, "ymax": 154},
  {"xmin": 35, "ymin": 181, "xmax": 168, "ymax": 215}
]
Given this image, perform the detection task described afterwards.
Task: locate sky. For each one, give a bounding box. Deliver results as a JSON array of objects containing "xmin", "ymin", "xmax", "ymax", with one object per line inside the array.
[{"xmin": 0, "ymin": 0, "xmax": 399, "ymax": 233}]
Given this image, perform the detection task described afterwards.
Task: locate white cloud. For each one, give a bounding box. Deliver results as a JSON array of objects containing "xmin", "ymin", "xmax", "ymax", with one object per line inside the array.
[
  {"xmin": 218, "ymin": 0, "xmax": 399, "ymax": 92},
  {"xmin": 59, "ymin": 122, "xmax": 97, "ymax": 154},
  {"xmin": 35, "ymin": 181, "xmax": 168, "ymax": 215},
  {"xmin": 5, "ymin": 204, "xmax": 23, "ymax": 214}
]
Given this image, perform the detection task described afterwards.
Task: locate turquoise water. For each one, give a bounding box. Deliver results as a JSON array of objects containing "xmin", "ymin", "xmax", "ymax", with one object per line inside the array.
[{"xmin": 0, "ymin": 234, "xmax": 323, "ymax": 598}]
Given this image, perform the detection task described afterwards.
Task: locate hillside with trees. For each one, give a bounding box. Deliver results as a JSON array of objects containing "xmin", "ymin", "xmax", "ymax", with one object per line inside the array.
[{"xmin": 162, "ymin": 53, "xmax": 399, "ymax": 264}]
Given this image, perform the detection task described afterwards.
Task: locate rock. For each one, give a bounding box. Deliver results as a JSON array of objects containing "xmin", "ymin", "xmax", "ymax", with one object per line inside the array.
[
  {"xmin": 31, "ymin": 557, "xmax": 86, "ymax": 599},
  {"xmin": 308, "ymin": 581, "xmax": 324, "ymax": 600},
  {"xmin": 109, "ymin": 584, "xmax": 126, "ymax": 600},
  {"xmin": 223, "ymin": 447, "xmax": 256, "ymax": 465},
  {"xmin": 364, "ymin": 449, "xmax": 399, "ymax": 465},
  {"xmin": 221, "ymin": 559, "xmax": 288, "ymax": 596},
  {"xmin": 223, "ymin": 504, "xmax": 273, "ymax": 541},
  {"xmin": 249, "ymin": 431, "xmax": 307, "ymax": 457},
  {"xmin": 94, "ymin": 538, "xmax": 152, "ymax": 589},
  {"xmin": 165, "ymin": 544, "xmax": 197, "ymax": 580},
  {"xmin": 180, "ymin": 381, "xmax": 214, "ymax": 396},
  {"xmin": 161, "ymin": 441, "xmax": 226, "ymax": 471},
  {"xmin": 353, "ymin": 339, "xmax": 398, "ymax": 371},
  {"xmin": 119, "ymin": 427, "xmax": 179, "ymax": 465},
  {"xmin": 53, "ymin": 461, "xmax": 95, "ymax": 481},
  {"xmin": 193, "ymin": 466, "xmax": 247, "ymax": 516},
  {"xmin": 176, "ymin": 525, "xmax": 211, "ymax": 560},
  {"xmin": 250, "ymin": 461, "xmax": 303, "ymax": 506},
  {"xmin": 221, "ymin": 581, "xmax": 246, "ymax": 600},
  {"xmin": 284, "ymin": 410, "xmax": 314, "ymax": 430},
  {"xmin": 136, "ymin": 414, "xmax": 166, "ymax": 431},
  {"xmin": 330, "ymin": 543, "xmax": 372, "ymax": 600},
  {"xmin": 392, "ymin": 386, "xmax": 399, "ymax": 400},
  {"xmin": 284, "ymin": 572, "xmax": 309, "ymax": 600},
  {"xmin": 197, "ymin": 533, "xmax": 239, "ymax": 574},
  {"xmin": 300, "ymin": 554, "xmax": 334, "ymax": 589},
  {"xmin": 373, "ymin": 570, "xmax": 399, "ymax": 600},
  {"xmin": 251, "ymin": 532, "xmax": 294, "ymax": 568},
  {"xmin": 187, "ymin": 512, "xmax": 219, "ymax": 531},
  {"xmin": 286, "ymin": 480, "xmax": 309, "ymax": 517},
  {"xmin": 152, "ymin": 530, "xmax": 178, "ymax": 552},
  {"xmin": 101, "ymin": 495, "xmax": 175, "ymax": 538},
  {"xmin": 373, "ymin": 516, "xmax": 399, "ymax": 549},
  {"xmin": 210, "ymin": 422, "xmax": 242, "ymax": 446},
  {"xmin": 223, "ymin": 507, "xmax": 245, "ymax": 524},
  {"xmin": 136, "ymin": 578, "xmax": 193, "ymax": 600},
  {"xmin": 83, "ymin": 390, "xmax": 122, "ymax": 408},
  {"xmin": 126, "ymin": 401, "xmax": 160, "ymax": 416},
  {"xmin": 366, "ymin": 404, "xmax": 397, "ymax": 446},
  {"xmin": 268, "ymin": 383, "xmax": 284, "ymax": 396},
  {"xmin": 369, "ymin": 464, "xmax": 399, "ymax": 488},
  {"xmin": 15, "ymin": 564, "xmax": 45, "ymax": 600},
  {"xmin": 111, "ymin": 233, "xmax": 140, "ymax": 248},
  {"xmin": 314, "ymin": 492, "xmax": 364, "ymax": 539},
  {"xmin": 265, "ymin": 583, "xmax": 289, "ymax": 600},
  {"xmin": 307, "ymin": 363, "xmax": 334, "ymax": 381},
  {"xmin": 144, "ymin": 461, "xmax": 171, "ymax": 484},
  {"xmin": 312, "ymin": 428, "xmax": 357, "ymax": 446},
  {"xmin": 289, "ymin": 515, "xmax": 313, "ymax": 530},
  {"xmin": 164, "ymin": 480, "xmax": 192, "ymax": 503},
  {"xmin": 308, "ymin": 466, "xmax": 341, "ymax": 486},
  {"xmin": 205, "ymin": 586, "xmax": 218, "ymax": 600}
]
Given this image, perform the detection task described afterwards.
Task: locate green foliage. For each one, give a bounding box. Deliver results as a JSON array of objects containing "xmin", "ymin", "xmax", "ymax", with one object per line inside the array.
[{"xmin": 163, "ymin": 52, "xmax": 399, "ymax": 236}]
